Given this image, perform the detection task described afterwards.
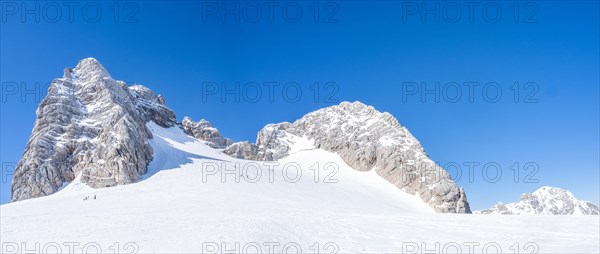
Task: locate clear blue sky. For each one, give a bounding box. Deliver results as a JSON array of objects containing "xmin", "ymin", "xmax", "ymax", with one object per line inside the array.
[{"xmin": 1, "ymin": 1, "xmax": 598, "ymax": 210}]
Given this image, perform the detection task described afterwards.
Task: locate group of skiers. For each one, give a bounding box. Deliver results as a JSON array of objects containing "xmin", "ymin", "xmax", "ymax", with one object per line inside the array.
[{"xmin": 83, "ymin": 195, "xmax": 97, "ymax": 201}]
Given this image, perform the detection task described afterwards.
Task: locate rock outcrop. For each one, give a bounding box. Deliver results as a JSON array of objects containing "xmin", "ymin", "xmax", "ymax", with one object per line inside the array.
[
  {"xmin": 223, "ymin": 101, "xmax": 471, "ymax": 213},
  {"xmin": 180, "ymin": 117, "xmax": 233, "ymax": 149},
  {"xmin": 11, "ymin": 58, "xmax": 176, "ymax": 201},
  {"xmin": 130, "ymin": 85, "xmax": 176, "ymax": 128},
  {"xmin": 223, "ymin": 141, "xmax": 259, "ymax": 160},
  {"xmin": 476, "ymin": 186, "xmax": 600, "ymax": 215}
]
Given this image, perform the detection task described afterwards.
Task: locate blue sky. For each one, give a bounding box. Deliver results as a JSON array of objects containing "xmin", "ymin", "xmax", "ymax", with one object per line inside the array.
[{"xmin": 0, "ymin": 1, "xmax": 598, "ymax": 210}]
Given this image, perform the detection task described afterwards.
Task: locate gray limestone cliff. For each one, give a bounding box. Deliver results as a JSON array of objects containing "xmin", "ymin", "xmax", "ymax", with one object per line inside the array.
[
  {"xmin": 11, "ymin": 58, "xmax": 176, "ymax": 201},
  {"xmin": 223, "ymin": 102, "xmax": 471, "ymax": 213},
  {"xmin": 180, "ymin": 117, "xmax": 233, "ymax": 149}
]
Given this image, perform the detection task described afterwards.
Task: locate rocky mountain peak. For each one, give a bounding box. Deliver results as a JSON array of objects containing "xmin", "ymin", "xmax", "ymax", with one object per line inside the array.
[
  {"xmin": 315, "ymin": 101, "xmax": 401, "ymax": 129},
  {"xmin": 11, "ymin": 58, "xmax": 176, "ymax": 201},
  {"xmin": 71, "ymin": 57, "xmax": 111, "ymax": 80},
  {"xmin": 223, "ymin": 101, "xmax": 471, "ymax": 213},
  {"xmin": 531, "ymin": 186, "xmax": 574, "ymax": 198},
  {"xmin": 476, "ymin": 186, "xmax": 599, "ymax": 215}
]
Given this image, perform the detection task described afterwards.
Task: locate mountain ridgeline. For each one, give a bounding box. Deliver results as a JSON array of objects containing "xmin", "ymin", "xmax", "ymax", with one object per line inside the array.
[
  {"xmin": 476, "ymin": 186, "xmax": 599, "ymax": 215},
  {"xmin": 12, "ymin": 58, "xmax": 472, "ymax": 213}
]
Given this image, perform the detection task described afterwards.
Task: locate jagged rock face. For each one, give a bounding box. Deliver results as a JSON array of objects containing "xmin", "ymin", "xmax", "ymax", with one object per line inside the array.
[
  {"xmin": 129, "ymin": 85, "xmax": 176, "ymax": 128},
  {"xmin": 11, "ymin": 58, "xmax": 176, "ymax": 202},
  {"xmin": 476, "ymin": 186, "xmax": 600, "ymax": 215},
  {"xmin": 181, "ymin": 117, "xmax": 232, "ymax": 149},
  {"xmin": 223, "ymin": 101, "xmax": 471, "ymax": 213},
  {"xmin": 225, "ymin": 123, "xmax": 294, "ymax": 161},
  {"xmin": 254, "ymin": 123, "xmax": 295, "ymax": 161},
  {"xmin": 223, "ymin": 141, "xmax": 259, "ymax": 160}
]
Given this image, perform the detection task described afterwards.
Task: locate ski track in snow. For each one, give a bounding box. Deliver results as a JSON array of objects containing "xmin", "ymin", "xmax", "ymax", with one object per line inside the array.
[{"xmin": 1, "ymin": 123, "xmax": 599, "ymax": 253}]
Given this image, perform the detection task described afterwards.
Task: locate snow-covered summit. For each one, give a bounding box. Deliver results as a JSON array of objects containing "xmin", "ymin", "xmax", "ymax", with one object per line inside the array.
[
  {"xmin": 476, "ymin": 186, "xmax": 599, "ymax": 215},
  {"xmin": 223, "ymin": 101, "xmax": 471, "ymax": 213},
  {"xmin": 71, "ymin": 57, "xmax": 110, "ymax": 79}
]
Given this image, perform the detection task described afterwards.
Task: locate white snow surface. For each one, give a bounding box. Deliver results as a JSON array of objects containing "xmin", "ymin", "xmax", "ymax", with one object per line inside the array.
[{"xmin": 1, "ymin": 124, "xmax": 599, "ymax": 253}]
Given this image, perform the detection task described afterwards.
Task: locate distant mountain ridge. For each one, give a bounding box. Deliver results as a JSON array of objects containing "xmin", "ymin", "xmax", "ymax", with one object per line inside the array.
[{"xmin": 476, "ymin": 186, "xmax": 599, "ymax": 215}]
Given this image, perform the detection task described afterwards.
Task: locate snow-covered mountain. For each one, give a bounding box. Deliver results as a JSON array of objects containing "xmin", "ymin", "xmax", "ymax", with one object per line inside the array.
[
  {"xmin": 11, "ymin": 58, "xmax": 176, "ymax": 202},
  {"xmin": 223, "ymin": 102, "xmax": 470, "ymax": 213},
  {"xmin": 476, "ymin": 186, "xmax": 600, "ymax": 215},
  {"xmin": 11, "ymin": 58, "xmax": 469, "ymax": 213},
  {"xmin": 2, "ymin": 58, "xmax": 599, "ymax": 253},
  {"xmin": 1, "ymin": 122, "xmax": 597, "ymax": 253}
]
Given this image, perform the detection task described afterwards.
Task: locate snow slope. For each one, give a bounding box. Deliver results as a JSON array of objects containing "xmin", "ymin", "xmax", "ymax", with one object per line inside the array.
[{"xmin": 1, "ymin": 124, "xmax": 599, "ymax": 253}]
